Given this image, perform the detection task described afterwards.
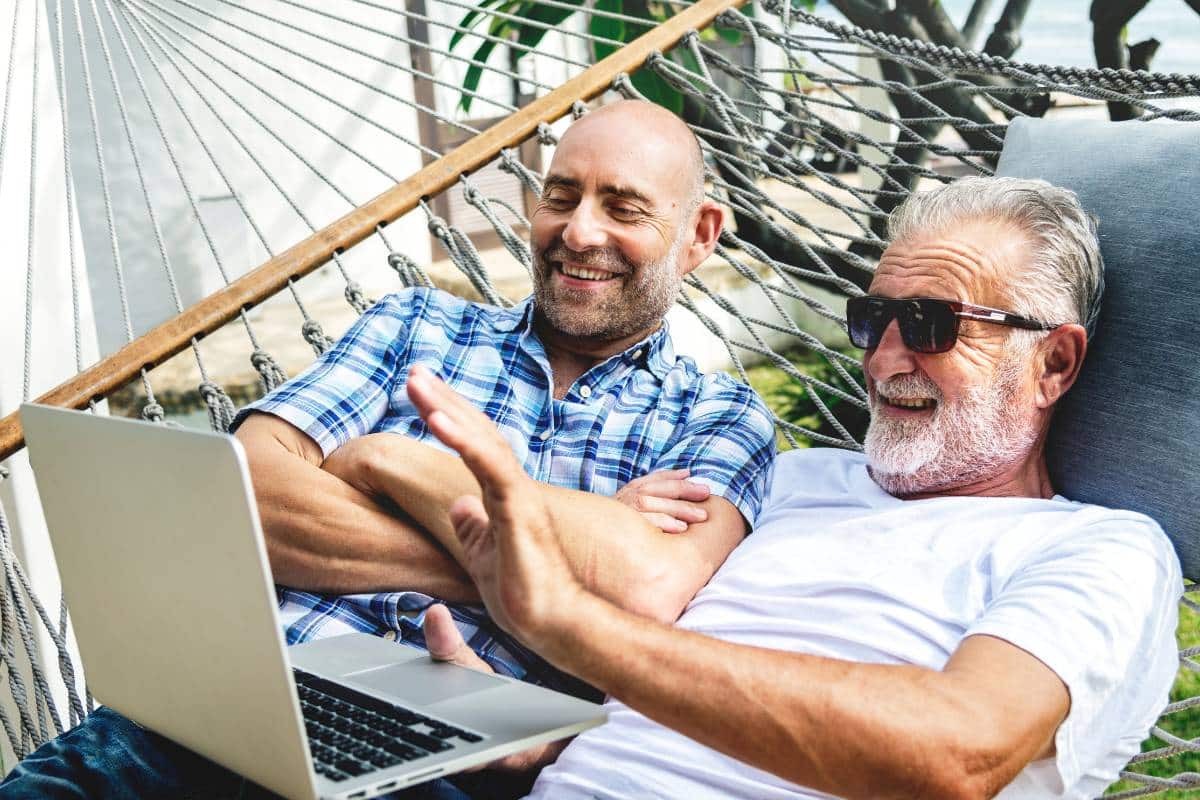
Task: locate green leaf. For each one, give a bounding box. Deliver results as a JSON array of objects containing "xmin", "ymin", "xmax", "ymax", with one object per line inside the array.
[
  {"xmin": 631, "ymin": 68, "xmax": 683, "ymax": 116},
  {"xmin": 590, "ymin": 0, "xmax": 626, "ymax": 59},
  {"xmin": 714, "ymin": 26, "xmax": 742, "ymax": 45},
  {"xmin": 450, "ymin": 0, "xmax": 508, "ymax": 52},
  {"xmin": 459, "ymin": 39, "xmax": 500, "ymax": 113},
  {"xmin": 514, "ymin": 0, "xmax": 588, "ymax": 52}
]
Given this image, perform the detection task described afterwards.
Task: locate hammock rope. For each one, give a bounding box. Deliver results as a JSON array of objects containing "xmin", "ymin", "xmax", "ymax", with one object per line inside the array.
[{"xmin": 0, "ymin": 1, "xmax": 1197, "ymax": 793}]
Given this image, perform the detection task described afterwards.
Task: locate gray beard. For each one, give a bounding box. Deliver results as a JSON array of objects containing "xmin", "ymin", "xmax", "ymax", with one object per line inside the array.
[
  {"xmin": 864, "ymin": 347, "xmax": 1039, "ymax": 496},
  {"xmin": 531, "ymin": 234, "xmax": 685, "ymax": 341}
]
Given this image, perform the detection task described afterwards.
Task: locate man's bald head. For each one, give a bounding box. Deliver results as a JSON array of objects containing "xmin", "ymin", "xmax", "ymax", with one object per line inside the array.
[{"xmin": 558, "ymin": 99, "xmax": 706, "ymax": 214}]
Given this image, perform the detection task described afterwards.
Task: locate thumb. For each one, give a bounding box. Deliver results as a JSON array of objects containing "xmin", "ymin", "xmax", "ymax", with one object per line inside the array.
[{"xmin": 423, "ymin": 605, "xmax": 492, "ymax": 673}]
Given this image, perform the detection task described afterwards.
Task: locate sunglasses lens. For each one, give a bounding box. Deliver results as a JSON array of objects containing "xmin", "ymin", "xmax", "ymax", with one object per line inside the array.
[
  {"xmin": 901, "ymin": 299, "xmax": 957, "ymax": 353},
  {"xmin": 846, "ymin": 297, "xmax": 889, "ymax": 349}
]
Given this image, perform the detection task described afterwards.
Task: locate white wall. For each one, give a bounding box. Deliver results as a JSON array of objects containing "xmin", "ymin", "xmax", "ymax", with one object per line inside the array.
[
  {"xmin": 0, "ymin": 0, "xmax": 99, "ymax": 769},
  {"xmin": 58, "ymin": 0, "xmax": 435, "ymax": 357}
]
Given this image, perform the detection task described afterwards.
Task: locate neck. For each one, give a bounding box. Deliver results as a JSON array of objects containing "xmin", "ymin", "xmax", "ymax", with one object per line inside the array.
[{"xmin": 532, "ymin": 311, "xmax": 660, "ymax": 395}]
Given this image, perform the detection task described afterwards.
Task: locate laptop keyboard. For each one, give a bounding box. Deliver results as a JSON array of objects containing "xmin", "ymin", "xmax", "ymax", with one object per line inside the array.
[{"xmin": 294, "ymin": 669, "xmax": 484, "ymax": 783}]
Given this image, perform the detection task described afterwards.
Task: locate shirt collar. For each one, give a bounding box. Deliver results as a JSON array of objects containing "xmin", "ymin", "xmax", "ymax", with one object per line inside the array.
[
  {"xmin": 490, "ymin": 297, "xmax": 535, "ymax": 333},
  {"xmin": 496, "ymin": 296, "xmax": 675, "ymax": 380},
  {"xmin": 631, "ymin": 324, "xmax": 673, "ymax": 380}
]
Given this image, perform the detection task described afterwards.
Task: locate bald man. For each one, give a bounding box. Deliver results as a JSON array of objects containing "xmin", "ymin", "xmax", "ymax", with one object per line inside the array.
[{"xmin": 0, "ymin": 100, "xmax": 776, "ymax": 798}]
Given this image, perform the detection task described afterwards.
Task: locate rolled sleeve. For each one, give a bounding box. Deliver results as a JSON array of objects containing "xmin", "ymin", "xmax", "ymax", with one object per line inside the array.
[
  {"xmin": 230, "ymin": 292, "xmax": 420, "ymax": 457},
  {"xmin": 652, "ymin": 379, "xmax": 777, "ymax": 525}
]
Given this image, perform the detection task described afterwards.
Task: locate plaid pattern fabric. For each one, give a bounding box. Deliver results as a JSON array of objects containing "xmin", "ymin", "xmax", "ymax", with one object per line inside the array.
[{"xmin": 234, "ymin": 288, "xmax": 776, "ymax": 695}]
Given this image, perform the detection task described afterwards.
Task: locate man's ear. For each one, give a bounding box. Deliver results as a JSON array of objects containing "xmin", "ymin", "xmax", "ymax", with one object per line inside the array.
[
  {"xmin": 680, "ymin": 200, "xmax": 724, "ymax": 276},
  {"xmin": 1035, "ymin": 323, "xmax": 1087, "ymax": 409}
]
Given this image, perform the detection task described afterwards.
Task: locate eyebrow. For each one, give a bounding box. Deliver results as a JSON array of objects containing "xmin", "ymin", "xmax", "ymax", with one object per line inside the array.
[{"xmin": 542, "ymin": 175, "xmax": 653, "ymax": 206}]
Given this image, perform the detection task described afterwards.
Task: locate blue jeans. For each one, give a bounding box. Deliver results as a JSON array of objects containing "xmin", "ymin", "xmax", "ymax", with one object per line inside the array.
[{"xmin": 0, "ymin": 708, "xmax": 532, "ymax": 799}]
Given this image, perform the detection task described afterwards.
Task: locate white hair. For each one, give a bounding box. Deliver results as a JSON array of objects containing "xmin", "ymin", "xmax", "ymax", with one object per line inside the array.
[{"xmin": 887, "ymin": 176, "xmax": 1105, "ymax": 336}]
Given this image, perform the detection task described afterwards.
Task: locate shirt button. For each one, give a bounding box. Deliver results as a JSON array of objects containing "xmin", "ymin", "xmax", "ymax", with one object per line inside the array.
[
  {"xmin": 539, "ymin": 429, "xmax": 551, "ymax": 441},
  {"xmin": 382, "ymin": 630, "xmax": 398, "ymax": 642},
  {"xmin": 579, "ymin": 385, "xmax": 592, "ymax": 399},
  {"xmin": 632, "ymin": 349, "xmax": 644, "ymax": 359}
]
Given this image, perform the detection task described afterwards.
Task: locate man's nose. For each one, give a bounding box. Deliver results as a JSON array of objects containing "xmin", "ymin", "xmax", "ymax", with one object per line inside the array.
[
  {"xmin": 865, "ymin": 319, "xmax": 918, "ymax": 383},
  {"xmin": 561, "ymin": 201, "xmax": 608, "ymax": 252}
]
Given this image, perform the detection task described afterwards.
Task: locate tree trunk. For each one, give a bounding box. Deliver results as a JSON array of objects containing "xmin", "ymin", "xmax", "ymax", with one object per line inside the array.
[
  {"xmin": 984, "ymin": 0, "xmax": 1034, "ymax": 58},
  {"xmin": 1090, "ymin": 0, "xmax": 1152, "ymax": 120},
  {"xmin": 963, "ymin": 0, "xmax": 998, "ymax": 48}
]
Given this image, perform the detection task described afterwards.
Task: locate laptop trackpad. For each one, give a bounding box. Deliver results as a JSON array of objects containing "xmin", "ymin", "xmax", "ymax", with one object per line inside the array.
[{"xmin": 347, "ymin": 659, "xmax": 508, "ymax": 706}]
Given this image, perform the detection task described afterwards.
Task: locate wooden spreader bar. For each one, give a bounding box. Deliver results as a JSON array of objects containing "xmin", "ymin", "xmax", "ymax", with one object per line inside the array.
[{"xmin": 0, "ymin": 0, "xmax": 747, "ymax": 463}]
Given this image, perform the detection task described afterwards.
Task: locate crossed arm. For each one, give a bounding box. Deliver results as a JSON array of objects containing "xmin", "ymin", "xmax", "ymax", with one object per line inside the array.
[
  {"xmin": 406, "ymin": 364, "xmax": 1073, "ymax": 800},
  {"xmin": 235, "ymin": 410, "xmax": 747, "ymax": 623}
]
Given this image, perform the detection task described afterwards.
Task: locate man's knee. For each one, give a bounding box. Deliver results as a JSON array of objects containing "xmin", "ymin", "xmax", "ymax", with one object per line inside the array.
[{"xmin": 0, "ymin": 707, "xmax": 250, "ymax": 800}]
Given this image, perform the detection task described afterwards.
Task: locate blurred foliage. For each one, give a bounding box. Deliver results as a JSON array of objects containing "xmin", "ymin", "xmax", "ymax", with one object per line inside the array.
[
  {"xmin": 739, "ymin": 347, "xmax": 868, "ymax": 451},
  {"xmin": 448, "ymin": 0, "xmax": 817, "ymax": 116},
  {"xmin": 1106, "ymin": 591, "xmax": 1200, "ymax": 798}
]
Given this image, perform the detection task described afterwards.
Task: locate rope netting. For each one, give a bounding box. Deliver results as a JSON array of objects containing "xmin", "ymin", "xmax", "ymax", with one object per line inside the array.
[{"xmin": 0, "ymin": 0, "xmax": 1198, "ymax": 793}]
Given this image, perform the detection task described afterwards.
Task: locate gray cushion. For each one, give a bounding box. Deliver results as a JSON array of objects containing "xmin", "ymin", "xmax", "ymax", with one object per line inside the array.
[{"xmin": 995, "ymin": 117, "xmax": 1200, "ymax": 579}]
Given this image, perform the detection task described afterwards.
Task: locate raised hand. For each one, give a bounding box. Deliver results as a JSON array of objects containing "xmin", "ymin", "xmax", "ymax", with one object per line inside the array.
[
  {"xmin": 405, "ymin": 365, "xmax": 582, "ymax": 650},
  {"xmin": 615, "ymin": 469, "xmax": 711, "ymax": 533}
]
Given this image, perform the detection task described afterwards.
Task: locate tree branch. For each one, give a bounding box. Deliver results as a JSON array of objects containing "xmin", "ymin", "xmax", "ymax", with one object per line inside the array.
[
  {"xmin": 962, "ymin": 0, "xmax": 997, "ymax": 48},
  {"xmin": 898, "ymin": 0, "xmax": 972, "ymax": 51},
  {"xmin": 984, "ymin": 0, "xmax": 1034, "ymax": 58},
  {"xmin": 1090, "ymin": 0, "xmax": 1152, "ymax": 120}
]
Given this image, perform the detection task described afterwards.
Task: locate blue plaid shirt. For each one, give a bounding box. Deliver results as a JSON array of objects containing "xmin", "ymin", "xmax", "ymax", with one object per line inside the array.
[{"xmin": 234, "ymin": 288, "xmax": 775, "ymax": 696}]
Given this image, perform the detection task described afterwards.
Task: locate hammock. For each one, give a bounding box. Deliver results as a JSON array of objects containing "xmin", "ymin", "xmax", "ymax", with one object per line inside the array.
[{"xmin": 0, "ymin": 0, "xmax": 1197, "ymax": 794}]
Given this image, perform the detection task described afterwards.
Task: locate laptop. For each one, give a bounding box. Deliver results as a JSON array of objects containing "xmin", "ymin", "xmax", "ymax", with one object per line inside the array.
[{"xmin": 21, "ymin": 403, "xmax": 606, "ymax": 800}]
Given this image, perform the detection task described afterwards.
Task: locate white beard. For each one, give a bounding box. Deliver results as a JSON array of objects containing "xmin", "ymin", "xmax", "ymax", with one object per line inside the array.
[{"xmin": 864, "ymin": 349, "xmax": 1039, "ymax": 496}]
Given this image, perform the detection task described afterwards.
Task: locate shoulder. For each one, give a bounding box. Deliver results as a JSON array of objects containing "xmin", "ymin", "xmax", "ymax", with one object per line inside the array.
[
  {"xmin": 370, "ymin": 288, "xmax": 524, "ymax": 337},
  {"xmin": 667, "ymin": 358, "xmax": 772, "ymax": 423},
  {"xmin": 373, "ymin": 287, "xmax": 493, "ymax": 320},
  {"xmin": 767, "ymin": 447, "xmax": 867, "ymax": 492},
  {"xmin": 1027, "ymin": 500, "xmax": 1180, "ymax": 581}
]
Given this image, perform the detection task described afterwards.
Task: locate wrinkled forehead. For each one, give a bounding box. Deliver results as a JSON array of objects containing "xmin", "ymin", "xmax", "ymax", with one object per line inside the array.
[
  {"xmin": 870, "ymin": 219, "xmax": 1031, "ymax": 306},
  {"xmin": 547, "ymin": 113, "xmax": 694, "ymax": 210}
]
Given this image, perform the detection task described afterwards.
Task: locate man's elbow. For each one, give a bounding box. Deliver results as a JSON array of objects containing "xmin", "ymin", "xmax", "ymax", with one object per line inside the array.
[
  {"xmin": 620, "ymin": 550, "xmax": 709, "ymax": 624},
  {"xmin": 906, "ymin": 735, "xmax": 1021, "ymax": 800}
]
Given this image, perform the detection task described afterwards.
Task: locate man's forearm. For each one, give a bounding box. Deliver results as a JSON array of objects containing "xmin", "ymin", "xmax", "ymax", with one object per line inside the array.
[
  {"xmin": 326, "ymin": 433, "xmax": 726, "ymax": 621},
  {"xmin": 531, "ymin": 596, "xmax": 1060, "ymax": 800},
  {"xmin": 238, "ymin": 416, "xmax": 478, "ymax": 601}
]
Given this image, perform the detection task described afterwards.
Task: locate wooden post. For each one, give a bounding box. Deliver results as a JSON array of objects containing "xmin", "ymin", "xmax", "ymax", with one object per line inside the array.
[{"xmin": 0, "ymin": 0, "xmax": 748, "ymax": 462}]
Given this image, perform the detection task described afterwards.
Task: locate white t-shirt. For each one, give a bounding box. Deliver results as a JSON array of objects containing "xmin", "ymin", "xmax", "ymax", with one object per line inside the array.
[{"xmin": 527, "ymin": 448, "xmax": 1182, "ymax": 800}]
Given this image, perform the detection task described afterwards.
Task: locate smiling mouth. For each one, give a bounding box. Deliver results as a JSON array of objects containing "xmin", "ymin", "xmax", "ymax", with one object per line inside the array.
[
  {"xmin": 557, "ymin": 262, "xmax": 620, "ymax": 282},
  {"xmin": 880, "ymin": 395, "xmax": 937, "ymax": 411}
]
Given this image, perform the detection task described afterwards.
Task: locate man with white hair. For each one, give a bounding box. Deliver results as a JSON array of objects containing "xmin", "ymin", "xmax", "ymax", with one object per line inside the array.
[{"xmin": 407, "ymin": 175, "xmax": 1183, "ymax": 799}]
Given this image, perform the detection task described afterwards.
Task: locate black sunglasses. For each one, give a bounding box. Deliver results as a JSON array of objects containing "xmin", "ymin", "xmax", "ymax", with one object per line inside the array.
[{"xmin": 846, "ymin": 296, "xmax": 1061, "ymax": 354}]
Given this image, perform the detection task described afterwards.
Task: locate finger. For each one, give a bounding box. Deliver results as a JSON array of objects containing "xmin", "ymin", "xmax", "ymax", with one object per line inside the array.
[
  {"xmin": 407, "ymin": 366, "xmax": 521, "ymax": 494},
  {"xmin": 641, "ymin": 512, "xmax": 687, "ymax": 533},
  {"xmin": 424, "ymin": 605, "xmax": 494, "ymax": 673},
  {"xmin": 635, "ymin": 495, "xmax": 709, "ymax": 523},
  {"xmin": 623, "ymin": 469, "xmax": 690, "ymax": 490},
  {"xmin": 406, "ymin": 365, "xmax": 483, "ymax": 445},
  {"xmin": 638, "ymin": 478, "xmax": 712, "ymax": 502}
]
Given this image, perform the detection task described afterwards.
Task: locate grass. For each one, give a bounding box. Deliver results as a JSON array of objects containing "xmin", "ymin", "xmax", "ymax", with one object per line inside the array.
[
  {"xmin": 738, "ymin": 348, "xmax": 869, "ymax": 451},
  {"xmin": 1105, "ymin": 595, "xmax": 1200, "ymax": 797},
  {"xmin": 740, "ymin": 350, "xmax": 1200, "ymax": 796}
]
